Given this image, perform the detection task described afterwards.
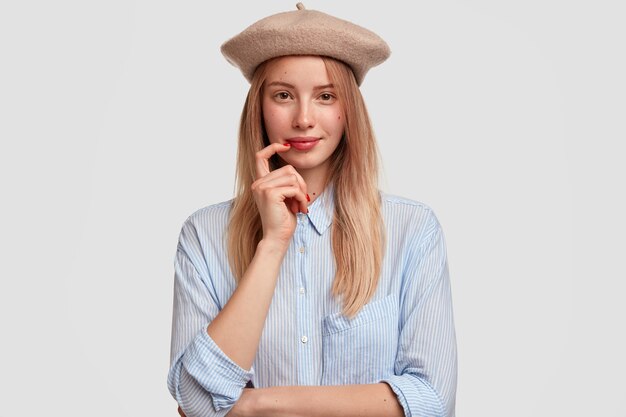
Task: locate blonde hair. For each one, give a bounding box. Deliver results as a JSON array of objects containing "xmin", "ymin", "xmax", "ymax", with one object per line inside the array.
[{"xmin": 227, "ymin": 55, "xmax": 385, "ymax": 317}]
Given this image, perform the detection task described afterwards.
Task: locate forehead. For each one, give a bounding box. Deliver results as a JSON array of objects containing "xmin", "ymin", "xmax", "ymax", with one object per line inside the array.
[{"xmin": 264, "ymin": 55, "xmax": 331, "ymax": 85}]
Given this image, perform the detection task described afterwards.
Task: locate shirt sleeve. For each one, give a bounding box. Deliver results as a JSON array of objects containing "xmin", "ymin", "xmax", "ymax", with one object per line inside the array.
[
  {"xmin": 167, "ymin": 218, "xmax": 253, "ymax": 417},
  {"xmin": 380, "ymin": 209, "xmax": 458, "ymax": 417}
]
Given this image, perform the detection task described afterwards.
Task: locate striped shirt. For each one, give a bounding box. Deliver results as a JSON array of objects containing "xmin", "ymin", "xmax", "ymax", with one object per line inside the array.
[{"xmin": 167, "ymin": 184, "xmax": 457, "ymax": 417}]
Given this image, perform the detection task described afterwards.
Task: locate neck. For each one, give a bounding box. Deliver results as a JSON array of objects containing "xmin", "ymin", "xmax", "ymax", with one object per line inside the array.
[{"xmin": 296, "ymin": 161, "xmax": 331, "ymax": 203}]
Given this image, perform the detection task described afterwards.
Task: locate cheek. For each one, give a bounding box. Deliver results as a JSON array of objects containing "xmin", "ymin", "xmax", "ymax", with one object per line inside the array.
[
  {"xmin": 330, "ymin": 110, "xmax": 345, "ymax": 133},
  {"xmin": 263, "ymin": 109, "xmax": 292, "ymax": 144},
  {"xmin": 263, "ymin": 111, "xmax": 278, "ymax": 134},
  {"xmin": 262, "ymin": 99, "xmax": 277, "ymax": 128},
  {"xmin": 264, "ymin": 107, "xmax": 288, "ymax": 130}
]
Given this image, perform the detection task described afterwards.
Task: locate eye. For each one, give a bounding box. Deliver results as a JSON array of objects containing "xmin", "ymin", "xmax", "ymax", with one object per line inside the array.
[
  {"xmin": 319, "ymin": 93, "xmax": 336, "ymax": 102},
  {"xmin": 274, "ymin": 91, "xmax": 292, "ymax": 100}
]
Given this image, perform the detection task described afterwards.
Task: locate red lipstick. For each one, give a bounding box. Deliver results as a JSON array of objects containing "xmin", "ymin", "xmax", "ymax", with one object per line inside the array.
[{"xmin": 285, "ymin": 137, "xmax": 320, "ymax": 151}]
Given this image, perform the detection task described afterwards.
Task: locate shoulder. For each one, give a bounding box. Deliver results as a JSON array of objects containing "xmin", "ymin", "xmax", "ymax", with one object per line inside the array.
[
  {"xmin": 380, "ymin": 191, "xmax": 433, "ymax": 210},
  {"xmin": 177, "ymin": 199, "xmax": 234, "ymax": 250},
  {"xmin": 380, "ymin": 191, "xmax": 440, "ymax": 227},
  {"xmin": 379, "ymin": 191, "xmax": 443, "ymax": 244},
  {"xmin": 183, "ymin": 199, "xmax": 233, "ymax": 228}
]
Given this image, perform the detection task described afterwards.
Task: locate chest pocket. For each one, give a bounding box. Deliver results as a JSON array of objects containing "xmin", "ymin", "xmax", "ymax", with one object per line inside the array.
[{"xmin": 320, "ymin": 294, "xmax": 399, "ymax": 385}]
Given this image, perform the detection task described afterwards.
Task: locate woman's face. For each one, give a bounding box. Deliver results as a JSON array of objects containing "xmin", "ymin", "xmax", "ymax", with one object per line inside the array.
[{"xmin": 262, "ymin": 55, "xmax": 345, "ymax": 177}]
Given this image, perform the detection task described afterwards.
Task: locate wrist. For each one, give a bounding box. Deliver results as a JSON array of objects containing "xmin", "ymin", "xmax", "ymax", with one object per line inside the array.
[
  {"xmin": 250, "ymin": 387, "xmax": 284, "ymax": 417},
  {"xmin": 229, "ymin": 388, "xmax": 259, "ymax": 417},
  {"xmin": 256, "ymin": 238, "xmax": 290, "ymax": 257}
]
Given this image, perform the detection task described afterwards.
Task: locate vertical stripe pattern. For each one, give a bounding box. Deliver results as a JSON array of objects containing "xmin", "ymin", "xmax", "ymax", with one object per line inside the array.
[{"xmin": 167, "ymin": 185, "xmax": 457, "ymax": 417}]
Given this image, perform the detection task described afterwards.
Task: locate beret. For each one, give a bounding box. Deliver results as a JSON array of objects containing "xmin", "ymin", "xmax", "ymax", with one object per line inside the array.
[{"xmin": 220, "ymin": 2, "xmax": 391, "ymax": 86}]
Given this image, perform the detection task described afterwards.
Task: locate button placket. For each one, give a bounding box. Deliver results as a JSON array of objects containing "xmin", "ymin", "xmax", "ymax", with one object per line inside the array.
[{"xmin": 295, "ymin": 212, "xmax": 313, "ymax": 384}]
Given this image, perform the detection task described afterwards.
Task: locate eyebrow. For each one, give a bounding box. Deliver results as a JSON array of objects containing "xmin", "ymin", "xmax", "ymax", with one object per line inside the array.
[{"xmin": 266, "ymin": 81, "xmax": 335, "ymax": 90}]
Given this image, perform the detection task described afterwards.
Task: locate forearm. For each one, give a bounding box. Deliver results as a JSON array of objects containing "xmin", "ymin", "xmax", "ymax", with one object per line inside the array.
[
  {"xmin": 207, "ymin": 238, "xmax": 288, "ymax": 370},
  {"xmin": 248, "ymin": 383, "xmax": 404, "ymax": 417}
]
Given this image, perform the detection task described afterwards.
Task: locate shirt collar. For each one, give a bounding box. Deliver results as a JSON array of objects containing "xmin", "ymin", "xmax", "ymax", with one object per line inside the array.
[{"xmin": 306, "ymin": 181, "xmax": 334, "ymax": 235}]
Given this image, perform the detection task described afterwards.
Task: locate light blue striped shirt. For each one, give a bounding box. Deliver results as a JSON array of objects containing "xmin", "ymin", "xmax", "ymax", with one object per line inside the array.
[{"xmin": 167, "ymin": 184, "xmax": 457, "ymax": 417}]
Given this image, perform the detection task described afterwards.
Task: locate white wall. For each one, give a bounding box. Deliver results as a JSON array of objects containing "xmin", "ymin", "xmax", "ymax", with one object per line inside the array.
[{"xmin": 1, "ymin": 0, "xmax": 624, "ymax": 415}]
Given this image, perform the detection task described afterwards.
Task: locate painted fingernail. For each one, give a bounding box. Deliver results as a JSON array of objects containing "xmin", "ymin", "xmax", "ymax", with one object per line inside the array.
[
  {"xmin": 306, "ymin": 193, "xmax": 310, "ymax": 202},
  {"xmin": 283, "ymin": 143, "xmax": 290, "ymax": 147}
]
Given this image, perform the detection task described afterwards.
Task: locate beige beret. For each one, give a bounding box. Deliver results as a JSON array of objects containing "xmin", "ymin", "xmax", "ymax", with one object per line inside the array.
[{"xmin": 220, "ymin": 2, "xmax": 391, "ymax": 86}]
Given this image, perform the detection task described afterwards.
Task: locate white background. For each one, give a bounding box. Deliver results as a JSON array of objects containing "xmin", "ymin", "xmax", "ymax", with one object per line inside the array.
[{"xmin": 1, "ymin": 0, "xmax": 625, "ymax": 415}]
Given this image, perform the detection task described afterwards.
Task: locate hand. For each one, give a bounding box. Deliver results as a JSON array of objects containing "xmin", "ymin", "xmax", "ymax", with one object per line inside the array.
[{"xmin": 251, "ymin": 143, "xmax": 308, "ymax": 245}]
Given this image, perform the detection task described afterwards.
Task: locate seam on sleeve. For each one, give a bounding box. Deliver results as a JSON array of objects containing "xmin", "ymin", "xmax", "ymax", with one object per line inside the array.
[{"xmin": 413, "ymin": 211, "xmax": 448, "ymax": 305}]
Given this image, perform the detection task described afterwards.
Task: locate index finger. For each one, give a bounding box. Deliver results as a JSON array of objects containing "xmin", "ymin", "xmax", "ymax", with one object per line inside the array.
[{"xmin": 255, "ymin": 142, "xmax": 291, "ymax": 179}]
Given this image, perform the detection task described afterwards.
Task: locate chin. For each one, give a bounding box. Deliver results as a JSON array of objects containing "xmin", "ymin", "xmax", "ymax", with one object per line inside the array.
[{"xmin": 278, "ymin": 154, "xmax": 324, "ymax": 171}]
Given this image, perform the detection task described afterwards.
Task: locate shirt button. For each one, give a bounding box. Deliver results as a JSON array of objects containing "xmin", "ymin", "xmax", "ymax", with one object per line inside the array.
[
  {"xmin": 299, "ymin": 287, "xmax": 305, "ymax": 295},
  {"xmin": 300, "ymin": 335, "xmax": 308, "ymax": 344},
  {"xmin": 298, "ymin": 247, "xmax": 305, "ymax": 253}
]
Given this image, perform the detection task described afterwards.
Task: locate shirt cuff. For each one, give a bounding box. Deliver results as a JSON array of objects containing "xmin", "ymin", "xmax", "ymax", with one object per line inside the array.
[
  {"xmin": 381, "ymin": 374, "xmax": 446, "ymax": 417},
  {"xmin": 182, "ymin": 326, "xmax": 254, "ymax": 411}
]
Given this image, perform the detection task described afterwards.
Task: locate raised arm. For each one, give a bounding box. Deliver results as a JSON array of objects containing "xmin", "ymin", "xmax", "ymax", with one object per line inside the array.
[{"xmin": 167, "ymin": 143, "xmax": 311, "ymax": 417}]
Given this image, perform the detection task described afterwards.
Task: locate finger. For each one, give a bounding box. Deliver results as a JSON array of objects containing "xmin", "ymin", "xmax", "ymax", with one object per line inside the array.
[
  {"xmin": 290, "ymin": 197, "xmax": 299, "ymax": 214},
  {"xmin": 283, "ymin": 197, "xmax": 295, "ymax": 214},
  {"xmin": 268, "ymin": 185, "xmax": 308, "ymax": 212},
  {"xmin": 299, "ymin": 194, "xmax": 309, "ymax": 214},
  {"xmin": 256, "ymin": 164, "xmax": 308, "ymax": 197},
  {"xmin": 254, "ymin": 172, "xmax": 300, "ymax": 191},
  {"xmin": 252, "ymin": 174, "xmax": 299, "ymax": 206},
  {"xmin": 255, "ymin": 143, "xmax": 292, "ymax": 180}
]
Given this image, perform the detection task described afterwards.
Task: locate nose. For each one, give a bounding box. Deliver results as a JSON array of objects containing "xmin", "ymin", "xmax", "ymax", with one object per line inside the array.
[{"xmin": 293, "ymin": 102, "xmax": 315, "ymax": 130}]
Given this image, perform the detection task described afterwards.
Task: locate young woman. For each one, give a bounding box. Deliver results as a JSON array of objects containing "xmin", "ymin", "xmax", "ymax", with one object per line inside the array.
[{"xmin": 168, "ymin": 4, "xmax": 457, "ymax": 417}]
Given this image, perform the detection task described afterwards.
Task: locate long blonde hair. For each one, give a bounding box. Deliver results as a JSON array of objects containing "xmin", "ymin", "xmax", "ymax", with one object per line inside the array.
[{"xmin": 227, "ymin": 55, "xmax": 385, "ymax": 317}]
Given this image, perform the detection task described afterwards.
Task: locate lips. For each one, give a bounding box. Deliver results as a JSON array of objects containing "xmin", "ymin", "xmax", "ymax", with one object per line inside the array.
[{"xmin": 286, "ymin": 137, "xmax": 320, "ymax": 151}]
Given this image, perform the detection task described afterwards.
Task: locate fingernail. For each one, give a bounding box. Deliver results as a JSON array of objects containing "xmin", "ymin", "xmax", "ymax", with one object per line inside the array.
[
  {"xmin": 306, "ymin": 193, "xmax": 310, "ymax": 202},
  {"xmin": 283, "ymin": 143, "xmax": 290, "ymax": 147},
  {"xmin": 306, "ymin": 208, "xmax": 309, "ymax": 214}
]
